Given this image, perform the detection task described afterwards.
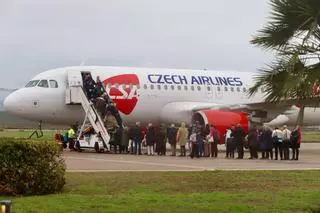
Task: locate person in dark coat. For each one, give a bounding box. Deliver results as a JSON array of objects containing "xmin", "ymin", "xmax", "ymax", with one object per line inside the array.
[
  {"xmin": 83, "ymin": 75, "xmax": 98, "ymax": 101},
  {"xmin": 291, "ymin": 125, "xmax": 301, "ymax": 160},
  {"xmin": 95, "ymin": 76, "xmax": 105, "ymax": 97},
  {"xmin": 129, "ymin": 122, "xmax": 143, "ymax": 155},
  {"xmin": 94, "ymin": 96, "xmax": 107, "ymax": 118},
  {"xmin": 167, "ymin": 124, "xmax": 178, "ymax": 156},
  {"xmin": 146, "ymin": 123, "xmax": 156, "ymax": 156},
  {"xmin": 106, "ymin": 102, "xmax": 123, "ymax": 128},
  {"xmin": 156, "ymin": 124, "xmax": 167, "ymax": 156},
  {"xmin": 263, "ymin": 126, "xmax": 274, "ymax": 160},
  {"xmin": 247, "ymin": 127, "xmax": 259, "ymax": 159},
  {"xmin": 120, "ymin": 126, "xmax": 129, "ymax": 153},
  {"xmin": 258, "ymin": 127, "xmax": 266, "ymax": 159},
  {"xmin": 233, "ymin": 123, "xmax": 245, "ymax": 159}
]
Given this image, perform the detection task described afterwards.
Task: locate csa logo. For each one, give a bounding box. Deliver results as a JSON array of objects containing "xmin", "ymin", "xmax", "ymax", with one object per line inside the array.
[{"xmin": 103, "ymin": 74, "xmax": 139, "ymax": 115}]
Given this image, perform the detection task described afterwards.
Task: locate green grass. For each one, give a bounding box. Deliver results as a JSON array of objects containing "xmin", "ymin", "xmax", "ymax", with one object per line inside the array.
[
  {"xmin": 302, "ymin": 131, "xmax": 320, "ymax": 143},
  {"xmin": 1, "ymin": 171, "xmax": 320, "ymax": 212},
  {"xmin": 0, "ymin": 129, "xmax": 56, "ymax": 140}
]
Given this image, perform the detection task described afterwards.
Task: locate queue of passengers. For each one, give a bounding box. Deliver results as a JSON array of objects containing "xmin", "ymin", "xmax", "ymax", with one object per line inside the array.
[
  {"xmin": 130, "ymin": 122, "xmax": 301, "ymax": 160},
  {"xmin": 57, "ymin": 121, "xmax": 301, "ymax": 161}
]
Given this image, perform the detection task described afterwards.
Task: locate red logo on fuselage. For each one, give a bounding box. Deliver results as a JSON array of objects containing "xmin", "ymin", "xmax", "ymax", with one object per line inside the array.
[{"xmin": 103, "ymin": 74, "xmax": 139, "ymax": 115}]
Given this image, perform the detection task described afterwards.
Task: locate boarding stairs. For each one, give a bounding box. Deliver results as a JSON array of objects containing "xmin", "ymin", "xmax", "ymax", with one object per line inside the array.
[
  {"xmin": 76, "ymin": 87, "xmax": 110, "ymax": 145},
  {"xmin": 65, "ymin": 71, "xmax": 113, "ymax": 152}
]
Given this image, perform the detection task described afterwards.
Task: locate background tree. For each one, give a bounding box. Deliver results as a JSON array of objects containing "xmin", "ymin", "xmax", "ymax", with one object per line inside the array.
[{"xmin": 249, "ymin": 0, "xmax": 320, "ymax": 125}]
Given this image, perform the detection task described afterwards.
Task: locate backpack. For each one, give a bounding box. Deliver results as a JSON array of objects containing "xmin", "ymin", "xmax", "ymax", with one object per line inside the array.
[
  {"xmin": 291, "ymin": 131, "xmax": 298, "ymax": 142},
  {"xmin": 276, "ymin": 131, "xmax": 283, "ymax": 143}
]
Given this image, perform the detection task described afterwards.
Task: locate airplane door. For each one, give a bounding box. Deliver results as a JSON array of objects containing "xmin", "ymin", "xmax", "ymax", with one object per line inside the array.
[
  {"xmin": 67, "ymin": 70, "xmax": 83, "ymax": 87},
  {"xmin": 205, "ymin": 85, "xmax": 213, "ymax": 99},
  {"xmin": 65, "ymin": 70, "xmax": 84, "ymax": 104},
  {"xmin": 214, "ymin": 85, "xmax": 223, "ymax": 99}
]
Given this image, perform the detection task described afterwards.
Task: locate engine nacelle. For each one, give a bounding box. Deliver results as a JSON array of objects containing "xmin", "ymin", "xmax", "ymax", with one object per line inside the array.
[{"xmin": 193, "ymin": 110, "xmax": 249, "ymax": 144}]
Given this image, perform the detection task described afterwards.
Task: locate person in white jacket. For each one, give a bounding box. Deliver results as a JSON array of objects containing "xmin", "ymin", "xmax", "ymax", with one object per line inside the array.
[
  {"xmin": 272, "ymin": 127, "xmax": 284, "ymax": 160},
  {"xmin": 225, "ymin": 125, "xmax": 235, "ymax": 158},
  {"xmin": 282, "ymin": 125, "xmax": 291, "ymax": 160}
]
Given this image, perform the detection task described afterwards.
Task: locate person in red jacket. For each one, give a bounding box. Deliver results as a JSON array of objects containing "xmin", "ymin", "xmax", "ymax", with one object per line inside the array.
[{"xmin": 291, "ymin": 125, "xmax": 301, "ymax": 160}]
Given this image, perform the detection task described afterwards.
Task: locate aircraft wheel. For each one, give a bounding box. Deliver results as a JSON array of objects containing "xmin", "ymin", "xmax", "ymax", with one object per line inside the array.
[{"xmin": 75, "ymin": 141, "xmax": 82, "ymax": 152}]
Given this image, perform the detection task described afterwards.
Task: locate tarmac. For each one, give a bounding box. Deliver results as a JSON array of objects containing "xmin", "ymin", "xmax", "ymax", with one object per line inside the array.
[{"xmin": 64, "ymin": 143, "xmax": 320, "ymax": 172}]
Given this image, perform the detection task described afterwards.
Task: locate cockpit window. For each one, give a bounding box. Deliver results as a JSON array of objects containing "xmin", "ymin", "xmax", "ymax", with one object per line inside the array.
[
  {"xmin": 49, "ymin": 80, "xmax": 58, "ymax": 88},
  {"xmin": 25, "ymin": 80, "xmax": 40, "ymax": 87},
  {"xmin": 38, "ymin": 80, "xmax": 49, "ymax": 88}
]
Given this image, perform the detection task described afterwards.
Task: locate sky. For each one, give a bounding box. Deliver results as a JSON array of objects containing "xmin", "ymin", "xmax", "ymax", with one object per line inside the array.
[{"xmin": 0, "ymin": 0, "xmax": 273, "ymax": 89}]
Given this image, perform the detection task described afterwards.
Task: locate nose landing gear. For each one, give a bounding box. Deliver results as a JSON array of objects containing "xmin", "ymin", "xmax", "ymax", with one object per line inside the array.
[{"xmin": 28, "ymin": 120, "xmax": 44, "ymax": 139}]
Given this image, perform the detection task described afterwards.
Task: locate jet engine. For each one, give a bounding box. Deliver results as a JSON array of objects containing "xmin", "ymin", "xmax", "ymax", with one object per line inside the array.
[{"xmin": 192, "ymin": 110, "xmax": 249, "ymax": 144}]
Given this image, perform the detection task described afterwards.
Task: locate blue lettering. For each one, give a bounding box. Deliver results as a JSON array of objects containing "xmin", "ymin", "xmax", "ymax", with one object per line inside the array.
[
  {"xmin": 201, "ymin": 76, "xmax": 210, "ymax": 85},
  {"xmin": 148, "ymin": 74, "xmax": 157, "ymax": 83},
  {"xmin": 157, "ymin": 75, "xmax": 164, "ymax": 84},
  {"xmin": 179, "ymin": 75, "xmax": 188, "ymax": 84},
  {"xmin": 215, "ymin": 77, "xmax": 220, "ymax": 85},
  {"xmin": 208, "ymin": 76, "xmax": 217, "ymax": 85},
  {"xmin": 234, "ymin": 77, "xmax": 243, "ymax": 86},
  {"xmin": 172, "ymin": 75, "xmax": 180, "ymax": 84},
  {"xmin": 218, "ymin": 77, "xmax": 228, "ymax": 86},
  {"xmin": 226, "ymin": 77, "xmax": 235, "ymax": 86},
  {"xmin": 164, "ymin": 75, "xmax": 172, "ymax": 84},
  {"xmin": 191, "ymin": 76, "xmax": 200, "ymax": 85}
]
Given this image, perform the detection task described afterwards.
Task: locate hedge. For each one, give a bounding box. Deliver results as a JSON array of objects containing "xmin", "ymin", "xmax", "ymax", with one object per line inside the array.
[{"xmin": 0, "ymin": 137, "xmax": 66, "ymax": 195}]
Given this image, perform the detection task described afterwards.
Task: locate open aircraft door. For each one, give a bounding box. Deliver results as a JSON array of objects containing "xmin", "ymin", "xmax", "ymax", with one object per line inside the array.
[{"xmin": 65, "ymin": 70, "xmax": 83, "ymax": 104}]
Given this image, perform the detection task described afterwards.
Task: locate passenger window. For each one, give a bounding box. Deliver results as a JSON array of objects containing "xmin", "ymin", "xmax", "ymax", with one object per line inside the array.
[
  {"xmin": 184, "ymin": 85, "xmax": 188, "ymax": 91},
  {"xmin": 107, "ymin": 83, "xmax": 112, "ymax": 88},
  {"xmin": 150, "ymin": 85, "xmax": 155, "ymax": 90},
  {"xmin": 143, "ymin": 84, "xmax": 147, "ymax": 89},
  {"xmin": 217, "ymin": 86, "xmax": 221, "ymax": 92},
  {"xmin": 207, "ymin": 86, "xmax": 211, "ymax": 91},
  {"xmin": 164, "ymin": 85, "xmax": 168, "ymax": 90},
  {"xmin": 136, "ymin": 84, "xmax": 140, "ymax": 89},
  {"xmin": 49, "ymin": 80, "xmax": 58, "ymax": 88},
  {"xmin": 25, "ymin": 80, "xmax": 40, "ymax": 87},
  {"xmin": 157, "ymin": 85, "xmax": 161, "ymax": 90},
  {"xmin": 171, "ymin": 85, "xmax": 175, "ymax": 90},
  {"xmin": 243, "ymin": 87, "xmax": 247, "ymax": 92},
  {"xmin": 191, "ymin": 86, "xmax": 195, "ymax": 91},
  {"xmin": 38, "ymin": 80, "xmax": 49, "ymax": 88},
  {"xmin": 224, "ymin": 87, "xmax": 228, "ymax": 92},
  {"xmin": 115, "ymin": 83, "xmax": 119, "ymax": 88},
  {"xmin": 177, "ymin": 85, "xmax": 181, "ymax": 90},
  {"xmin": 197, "ymin": 86, "xmax": 201, "ymax": 91},
  {"xmin": 230, "ymin": 87, "xmax": 234, "ymax": 92},
  {"xmin": 237, "ymin": 87, "xmax": 240, "ymax": 92}
]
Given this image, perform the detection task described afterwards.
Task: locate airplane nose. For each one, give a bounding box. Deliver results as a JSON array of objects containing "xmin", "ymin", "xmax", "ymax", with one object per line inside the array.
[{"xmin": 4, "ymin": 91, "xmax": 22, "ymax": 115}]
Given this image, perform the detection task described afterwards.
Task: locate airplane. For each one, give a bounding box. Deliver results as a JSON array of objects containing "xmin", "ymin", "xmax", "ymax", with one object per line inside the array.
[{"xmin": 3, "ymin": 66, "xmax": 320, "ymax": 143}]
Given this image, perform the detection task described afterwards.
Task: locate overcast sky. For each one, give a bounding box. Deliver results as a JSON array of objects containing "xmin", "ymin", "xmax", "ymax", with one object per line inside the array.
[{"xmin": 0, "ymin": 0, "xmax": 273, "ymax": 88}]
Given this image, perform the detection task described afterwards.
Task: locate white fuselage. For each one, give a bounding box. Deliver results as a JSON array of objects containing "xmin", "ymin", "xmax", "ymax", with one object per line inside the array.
[{"xmin": 4, "ymin": 66, "xmax": 320, "ymax": 126}]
